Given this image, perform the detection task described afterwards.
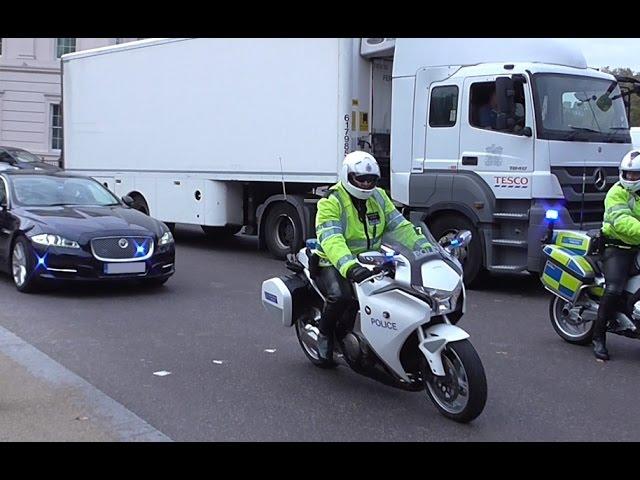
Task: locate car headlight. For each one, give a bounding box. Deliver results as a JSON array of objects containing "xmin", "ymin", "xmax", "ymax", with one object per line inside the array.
[
  {"xmin": 31, "ymin": 234, "xmax": 80, "ymax": 249},
  {"xmin": 159, "ymin": 231, "xmax": 174, "ymax": 246}
]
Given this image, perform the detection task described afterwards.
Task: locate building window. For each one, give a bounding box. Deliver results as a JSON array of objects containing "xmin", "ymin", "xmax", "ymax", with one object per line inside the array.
[
  {"xmin": 56, "ymin": 38, "xmax": 76, "ymax": 58},
  {"xmin": 429, "ymin": 86, "xmax": 459, "ymax": 127},
  {"xmin": 51, "ymin": 104, "xmax": 63, "ymax": 150}
]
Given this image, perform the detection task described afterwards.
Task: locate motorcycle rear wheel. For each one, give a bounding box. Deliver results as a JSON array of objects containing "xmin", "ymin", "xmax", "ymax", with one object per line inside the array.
[
  {"xmin": 295, "ymin": 313, "xmax": 337, "ymax": 369},
  {"xmin": 549, "ymin": 296, "xmax": 595, "ymax": 345}
]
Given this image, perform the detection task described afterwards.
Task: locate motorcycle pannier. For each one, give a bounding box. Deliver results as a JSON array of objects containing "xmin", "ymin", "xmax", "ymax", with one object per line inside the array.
[
  {"xmin": 541, "ymin": 244, "xmax": 595, "ymax": 302},
  {"xmin": 261, "ymin": 273, "xmax": 309, "ymax": 327}
]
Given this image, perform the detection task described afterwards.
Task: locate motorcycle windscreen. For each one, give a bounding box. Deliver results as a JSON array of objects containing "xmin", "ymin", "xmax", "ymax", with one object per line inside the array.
[{"xmin": 421, "ymin": 260, "xmax": 461, "ymax": 292}]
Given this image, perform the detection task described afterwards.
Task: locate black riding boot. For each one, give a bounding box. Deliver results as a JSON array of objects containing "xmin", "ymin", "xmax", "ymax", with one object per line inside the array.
[
  {"xmin": 317, "ymin": 332, "xmax": 334, "ymax": 363},
  {"xmin": 316, "ymin": 266, "xmax": 353, "ymax": 365},
  {"xmin": 593, "ymin": 293, "xmax": 617, "ymax": 361}
]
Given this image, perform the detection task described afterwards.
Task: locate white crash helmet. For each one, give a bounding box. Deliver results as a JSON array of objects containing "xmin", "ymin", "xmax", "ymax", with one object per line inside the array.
[
  {"xmin": 339, "ymin": 151, "xmax": 381, "ymax": 200},
  {"xmin": 619, "ymin": 150, "xmax": 640, "ymax": 193}
]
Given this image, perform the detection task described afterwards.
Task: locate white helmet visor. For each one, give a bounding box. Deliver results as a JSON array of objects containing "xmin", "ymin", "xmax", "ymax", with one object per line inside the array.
[{"xmin": 348, "ymin": 172, "xmax": 379, "ymax": 190}]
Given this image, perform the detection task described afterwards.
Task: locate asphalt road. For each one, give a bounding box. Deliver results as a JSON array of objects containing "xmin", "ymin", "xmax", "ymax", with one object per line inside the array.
[{"xmin": 1, "ymin": 224, "xmax": 640, "ymax": 441}]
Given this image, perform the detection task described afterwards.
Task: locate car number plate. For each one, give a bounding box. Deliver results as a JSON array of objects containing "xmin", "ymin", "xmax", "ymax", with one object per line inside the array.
[{"xmin": 104, "ymin": 262, "xmax": 146, "ymax": 275}]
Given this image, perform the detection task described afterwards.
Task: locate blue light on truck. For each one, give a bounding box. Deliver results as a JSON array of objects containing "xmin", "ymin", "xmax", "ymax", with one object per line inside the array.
[{"xmin": 545, "ymin": 209, "xmax": 559, "ymax": 221}]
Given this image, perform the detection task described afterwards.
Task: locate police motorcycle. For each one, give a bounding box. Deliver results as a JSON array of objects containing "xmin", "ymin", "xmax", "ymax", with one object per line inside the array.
[
  {"xmin": 540, "ymin": 209, "xmax": 640, "ymax": 344},
  {"xmin": 261, "ymin": 227, "xmax": 487, "ymax": 423}
]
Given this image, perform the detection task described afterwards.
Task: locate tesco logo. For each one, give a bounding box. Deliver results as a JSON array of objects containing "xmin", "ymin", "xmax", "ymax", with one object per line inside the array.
[{"xmin": 494, "ymin": 176, "xmax": 529, "ymax": 189}]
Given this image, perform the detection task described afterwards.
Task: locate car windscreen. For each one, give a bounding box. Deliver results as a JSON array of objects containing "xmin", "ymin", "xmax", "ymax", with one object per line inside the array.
[
  {"xmin": 10, "ymin": 176, "xmax": 120, "ymax": 207},
  {"xmin": 6, "ymin": 149, "xmax": 42, "ymax": 163}
]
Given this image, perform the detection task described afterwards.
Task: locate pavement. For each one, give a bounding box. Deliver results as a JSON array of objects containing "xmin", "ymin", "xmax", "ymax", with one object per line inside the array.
[
  {"xmin": 1, "ymin": 224, "xmax": 640, "ymax": 441},
  {"xmin": 0, "ymin": 325, "xmax": 170, "ymax": 441}
]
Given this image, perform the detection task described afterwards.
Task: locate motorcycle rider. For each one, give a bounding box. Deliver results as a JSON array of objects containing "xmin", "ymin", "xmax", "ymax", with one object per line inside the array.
[
  {"xmin": 314, "ymin": 151, "xmax": 433, "ymax": 364},
  {"xmin": 595, "ymin": 149, "xmax": 640, "ymax": 360}
]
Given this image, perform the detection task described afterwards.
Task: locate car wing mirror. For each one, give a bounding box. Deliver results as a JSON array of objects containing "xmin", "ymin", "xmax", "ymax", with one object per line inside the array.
[{"xmin": 121, "ymin": 195, "xmax": 134, "ymax": 207}]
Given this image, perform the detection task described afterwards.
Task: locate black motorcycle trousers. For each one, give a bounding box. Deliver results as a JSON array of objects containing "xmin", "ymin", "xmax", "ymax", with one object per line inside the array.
[
  {"xmin": 316, "ymin": 266, "xmax": 354, "ymax": 337},
  {"xmin": 595, "ymin": 246, "xmax": 637, "ymax": 337}
]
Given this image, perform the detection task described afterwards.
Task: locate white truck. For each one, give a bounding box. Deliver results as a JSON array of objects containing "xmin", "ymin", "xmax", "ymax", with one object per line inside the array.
[
  {"xmin": 61, "ymin": 38, "xmax": 633, "ymax": 284},
  {"xmin": 632, "ymin": 127, "xmax": 640, "ymax": 148}
]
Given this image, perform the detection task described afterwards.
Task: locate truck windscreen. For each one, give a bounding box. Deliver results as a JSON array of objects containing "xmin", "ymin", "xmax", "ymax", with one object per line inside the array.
[{"xmin": 532, "ymin": 73, "xmax": 631, "ymax": 144}]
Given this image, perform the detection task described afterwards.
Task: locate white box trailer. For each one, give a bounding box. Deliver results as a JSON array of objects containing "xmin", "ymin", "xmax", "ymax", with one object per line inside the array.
[
  {"xmin": 62, "ymin": 38, "xmax": 364, "ymax": 258},
  {"xmin": 62, "ymin": 38, "xmax": 633, "ymax": 284}
]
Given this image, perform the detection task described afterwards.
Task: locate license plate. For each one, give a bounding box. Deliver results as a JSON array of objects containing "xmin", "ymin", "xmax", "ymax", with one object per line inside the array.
[{"xmin": 104, "ymin": 262, "xmax": 146, "ymax": 275}]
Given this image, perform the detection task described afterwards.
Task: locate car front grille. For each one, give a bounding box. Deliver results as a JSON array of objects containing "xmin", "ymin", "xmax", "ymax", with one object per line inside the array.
[{"xmin": 90, "ymin": 236, "xmax": 154, "ymax": 261}]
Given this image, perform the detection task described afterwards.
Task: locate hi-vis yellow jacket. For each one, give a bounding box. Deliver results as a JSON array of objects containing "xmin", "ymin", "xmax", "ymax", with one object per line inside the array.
[
  {"xmin": 315, "ymin": 183, "xmax": 432, "ymax": 277},
  {"xmin": 602, "ymin": 182, "xmax": 640, "ymax": 246}
]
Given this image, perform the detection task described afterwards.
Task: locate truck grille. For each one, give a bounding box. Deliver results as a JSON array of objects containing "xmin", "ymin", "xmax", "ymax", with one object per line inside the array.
[
  {"xmin": 551, "ymin": 167, "xmax": 618, "ymax": 224},
  {"xmin": 90, "ymin": 236, "xmax": 154, "ymax": 261}
]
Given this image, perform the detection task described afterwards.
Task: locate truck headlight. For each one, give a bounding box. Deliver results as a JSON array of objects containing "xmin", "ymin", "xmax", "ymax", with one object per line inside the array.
[
  {"xmin": 159, "ymin": 231, "xmax": 174, "ymax": 246},
  {"xmin": 31, "ymin": 234, "xmax": 80, "ymax": 249}
]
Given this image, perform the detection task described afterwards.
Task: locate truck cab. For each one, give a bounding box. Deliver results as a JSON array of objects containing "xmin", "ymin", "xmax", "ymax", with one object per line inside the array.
[{"xmin": 363, "ymin": 38, "xmax": 632, "ymax": 284}]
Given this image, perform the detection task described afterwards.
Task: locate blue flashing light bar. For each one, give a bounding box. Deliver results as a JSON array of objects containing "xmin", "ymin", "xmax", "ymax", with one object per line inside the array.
[{"xmin": 545, "ymin": 209, "xmax": 559, "ymax": 221}]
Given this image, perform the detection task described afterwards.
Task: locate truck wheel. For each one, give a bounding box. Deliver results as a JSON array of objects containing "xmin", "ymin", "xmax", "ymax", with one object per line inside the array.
[
  {"xmin": 429, "ymin": 214, "xmax": 483, "ymax": 288},
  {"xmin": 263, "ymin": 202, "xmax": 303, "ymax": 259},
  {"xmin": 201, "ymin": 225, "xmax": 242, "ymax": 237}
]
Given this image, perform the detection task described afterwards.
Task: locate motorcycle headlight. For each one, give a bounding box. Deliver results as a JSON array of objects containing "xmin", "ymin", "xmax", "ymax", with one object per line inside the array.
[
  {"xmin": 414, "ymin": 286, "xmax": 453, "ymax": 301},
  {"xmin": 159, "ymin": 231, "xmax": 174, "ymax": 246},
  {"xmin": 414, "ymin": 284, "xmax": 462, "ymax": 314},
  {"xmin": 31, "ymin": 234, "xmax": 80, "ymax": 249}
]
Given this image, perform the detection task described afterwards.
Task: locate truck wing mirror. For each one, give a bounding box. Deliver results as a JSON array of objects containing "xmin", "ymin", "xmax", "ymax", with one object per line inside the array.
[
  {"xmin": 596, "ymin": 94, "xmax": 613, "ymax": 112},
  {"xmin": 520, "ymin": 126, "xmax": 532, "ymax": 137}
]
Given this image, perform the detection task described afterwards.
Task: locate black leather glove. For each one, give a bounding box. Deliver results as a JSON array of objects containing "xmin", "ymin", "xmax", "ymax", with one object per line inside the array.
[{"xmin": 346, "ymin": 265, "xmax": 372, "ymax": 283}]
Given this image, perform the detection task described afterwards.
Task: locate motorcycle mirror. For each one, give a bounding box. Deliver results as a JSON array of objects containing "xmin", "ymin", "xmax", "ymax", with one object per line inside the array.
[{"xmin": 454, "ymin": 230, "xmax": 472, "ymax": 248}]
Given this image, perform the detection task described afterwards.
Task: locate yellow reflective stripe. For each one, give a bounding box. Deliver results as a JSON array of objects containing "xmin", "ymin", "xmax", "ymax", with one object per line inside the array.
[
  {"xmin": 336, "ymin": 254, "xmax": 356, "ymax": 270},
  {"xmin": 320, "ymin": 232, "xmax": 342, "ymax": 244},
  {"xmin": 386, "ymin": 211, "xmax": 405, "ymax": 230},
  {"xmin": 317, "ymin": 220, "xmax": 343, "ymax": 231},
  {"xmin": 560, "ymin": 271, "xmax": 581, "ymax": 292},
  {"xmin": 541, "ymin": 273, "xmax": 560, "ymax": 291},
  {"xmin": 318, "ymin": 227, "xmax": 343, "ymax": 243},
  {"xmin": 371, "ymin": 189, "xmax": 385, "ymax": 206},
  {"xmin": 413, "ymin": 238, "xmax": 433, "ymax": 250}
]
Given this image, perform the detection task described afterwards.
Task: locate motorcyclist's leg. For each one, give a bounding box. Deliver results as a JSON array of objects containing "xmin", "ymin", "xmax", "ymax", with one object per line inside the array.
[
  {"xmin": 316, "ymin": 266, "xmax": 353, "ymax": 362},
  {"xmin": 594, "ymin": 247, "xmax": 634, "ymax": 360}
]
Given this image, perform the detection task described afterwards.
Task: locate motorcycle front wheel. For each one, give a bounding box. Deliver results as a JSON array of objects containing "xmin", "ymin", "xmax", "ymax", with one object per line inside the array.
[
  {"xmin": 423, "ymin": 340, "xmax": 487, "ymax": 423},
  {"xmin": 549, "ymin": 296, "xmax": 595, "ymax": 345}
]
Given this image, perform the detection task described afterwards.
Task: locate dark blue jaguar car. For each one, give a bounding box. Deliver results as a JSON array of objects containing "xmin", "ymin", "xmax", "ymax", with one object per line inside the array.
[{"xmin": 0, "ymin": 171, "xmax": 175, "ymax": 292}]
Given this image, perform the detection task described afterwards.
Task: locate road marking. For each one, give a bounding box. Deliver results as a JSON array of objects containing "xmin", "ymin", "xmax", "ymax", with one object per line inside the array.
[
  {"xmin": 152, "ymin": 370, "xmax": 172, "ymax": 377},
  {"xmin": 0, "ymin": 325, "xmax": 172, "ymax": 442}
]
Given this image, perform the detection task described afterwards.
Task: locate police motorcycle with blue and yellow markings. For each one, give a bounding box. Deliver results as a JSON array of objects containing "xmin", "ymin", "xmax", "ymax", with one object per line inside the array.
[
  {"xmin": 261, "ymin": 228, "xmax": 487, "ymax": 423},
  {"xmin": 540, "ymin": 210, "xmax": 640, "ymax": 344}
]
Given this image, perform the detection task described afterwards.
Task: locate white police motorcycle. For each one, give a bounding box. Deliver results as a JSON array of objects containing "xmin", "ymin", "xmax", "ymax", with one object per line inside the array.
[{"xmin": 261, "ymin": 228, "xmax": 487, "ymax": 423}]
